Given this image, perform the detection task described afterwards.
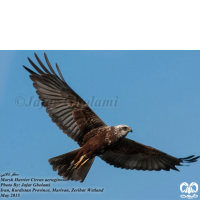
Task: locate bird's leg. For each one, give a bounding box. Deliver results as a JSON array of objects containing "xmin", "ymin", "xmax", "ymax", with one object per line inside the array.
[
  {"xmin": 74, "ymin": 155, "xmax": 86, "ymax": 169},
  {"xmin": 78, "ymin": 158, "xmax": 89, "ymax": 169}
]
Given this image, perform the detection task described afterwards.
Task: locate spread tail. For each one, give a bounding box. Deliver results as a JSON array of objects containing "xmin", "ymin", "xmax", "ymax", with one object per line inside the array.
[{"xmin": 48, "ymin": 148, "xmax": 95, "ymax": 182}]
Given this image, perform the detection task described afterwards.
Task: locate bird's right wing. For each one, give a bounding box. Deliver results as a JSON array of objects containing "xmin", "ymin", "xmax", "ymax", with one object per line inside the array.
[
  {"xmin": 99, "ymin": 138, "xmax": 199, "ymax": 171},
  {"xmin": 24, "ymin": 53, "xmax": 107, "ymax": 146}
]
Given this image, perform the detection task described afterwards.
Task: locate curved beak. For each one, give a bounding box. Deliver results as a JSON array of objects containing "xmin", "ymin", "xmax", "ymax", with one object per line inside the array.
[{"xmin": 129, "ymin": 128, "xmax": 132, "ymax": 133}]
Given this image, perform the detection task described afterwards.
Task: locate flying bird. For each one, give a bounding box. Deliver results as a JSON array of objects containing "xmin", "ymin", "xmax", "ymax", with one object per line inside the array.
[{"xmin": 24, "ymin": 53, "xmax": 199, "ymax": 182}]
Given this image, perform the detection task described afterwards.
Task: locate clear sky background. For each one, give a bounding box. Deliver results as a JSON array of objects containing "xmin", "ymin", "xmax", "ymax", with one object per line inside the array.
[{"xmin": 0, "ymin": 51, "xmax": 200, "ymax": 200}]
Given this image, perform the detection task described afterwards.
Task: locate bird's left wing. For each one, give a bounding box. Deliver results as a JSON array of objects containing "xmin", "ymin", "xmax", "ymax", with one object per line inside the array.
[
  {"xmin": 99, "ymin": 138, "xmax": 199, "ymax": 171},
  {"xmin": 24, "ymin": 53, "xmax": 106, "ymax": 145}
]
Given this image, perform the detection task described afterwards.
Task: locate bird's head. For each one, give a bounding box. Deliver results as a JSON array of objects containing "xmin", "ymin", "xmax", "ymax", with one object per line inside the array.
[{"xmin": 115, "ymin": 125, "xmax": 132, "ymax": 137}]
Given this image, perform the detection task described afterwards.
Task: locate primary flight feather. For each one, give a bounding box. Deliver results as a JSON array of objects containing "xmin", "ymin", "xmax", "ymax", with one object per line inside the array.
[{"xmin": 24, "ymin": 53, "xmax": 199, "ymax": 182}]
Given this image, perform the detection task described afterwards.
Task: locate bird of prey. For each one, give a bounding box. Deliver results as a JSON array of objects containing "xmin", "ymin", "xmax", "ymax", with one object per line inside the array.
[{"xmin": 24, "ymin": 53, "xmax": 199, "ymax": 182}]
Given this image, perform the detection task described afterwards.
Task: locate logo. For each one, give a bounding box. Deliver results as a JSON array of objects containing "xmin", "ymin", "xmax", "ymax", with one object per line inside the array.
[{"xmin": 180, "ymin": 182, "xmax": 198, "ymax": 199}]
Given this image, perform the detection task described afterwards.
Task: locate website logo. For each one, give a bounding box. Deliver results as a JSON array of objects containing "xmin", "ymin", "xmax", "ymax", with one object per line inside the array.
[{"xmin": 180, "ymin": 182, "xmax": 198, "ymax": 199}]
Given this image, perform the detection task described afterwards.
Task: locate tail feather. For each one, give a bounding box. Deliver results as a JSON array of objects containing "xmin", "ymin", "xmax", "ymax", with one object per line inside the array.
[
  {"xmin": 48, "ymin": 148, "xmax": 95, "ymax": 182},
  {"xmin": 78, "ymin": 157, "xmax": 95, "ymax": 182}
]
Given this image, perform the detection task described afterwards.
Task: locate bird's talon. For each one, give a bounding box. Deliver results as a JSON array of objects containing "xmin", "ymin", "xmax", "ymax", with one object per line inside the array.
[
  {"xmin": 78, "ymin": 158, "xmax": 89, "ymax": 169},
  {"xmin": 74, "ymin": 155, "xmax": 86, "ymax": 169}
]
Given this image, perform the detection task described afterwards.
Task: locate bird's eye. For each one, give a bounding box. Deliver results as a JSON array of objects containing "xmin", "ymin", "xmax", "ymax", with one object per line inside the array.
[{"xmin": 123, "ymin": 127, "xmax": 127, "ymax": 131}]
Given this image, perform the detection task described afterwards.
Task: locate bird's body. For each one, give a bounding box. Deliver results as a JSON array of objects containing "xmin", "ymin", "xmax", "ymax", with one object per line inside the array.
[
  {"xmin": 24, "ymin": 53, "xmax": 199, "ymax": 182},
  {"xmin": 74, "ymin": 125, "xmax": 131, "ymax": 164}
]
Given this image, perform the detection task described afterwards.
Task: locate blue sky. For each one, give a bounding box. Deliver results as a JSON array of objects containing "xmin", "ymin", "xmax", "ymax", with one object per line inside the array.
[{"xmin": 0, "ymin": 51, "xmax": 200, "ymax": 200}]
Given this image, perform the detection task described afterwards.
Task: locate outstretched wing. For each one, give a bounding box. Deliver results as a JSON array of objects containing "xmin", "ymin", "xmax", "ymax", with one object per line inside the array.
[
  {"xmin": 99, "ymin": 138, "xmax": 199, "ymax": 171},
  {"xmin": 24, "ymin": 53, "xmax": 106, "ymax": 146}
]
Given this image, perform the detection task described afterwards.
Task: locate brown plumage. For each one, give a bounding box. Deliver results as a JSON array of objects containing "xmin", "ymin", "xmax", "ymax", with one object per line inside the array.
[{"xmin": 24, "ymin": 53, "xmax": 199, "ymax": 182}]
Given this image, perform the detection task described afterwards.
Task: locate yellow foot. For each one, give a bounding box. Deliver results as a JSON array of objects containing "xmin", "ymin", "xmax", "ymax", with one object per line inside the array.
[
  {"xmin": 78, "ymin": 158, "xmax": 89, "ymax": 169},
  {"xmin": 74, "ymin": 155, "xmax": 85, "ymax": 169}
]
